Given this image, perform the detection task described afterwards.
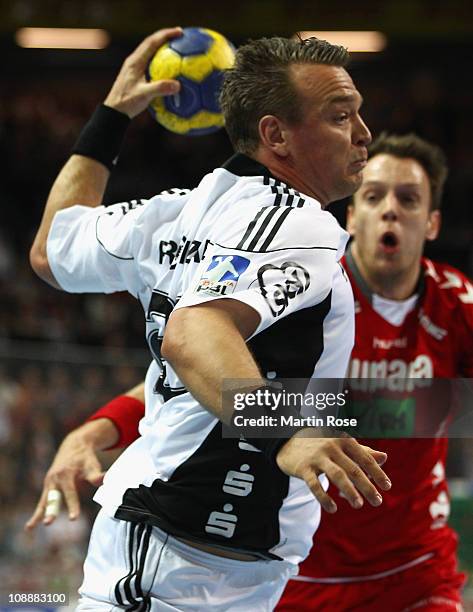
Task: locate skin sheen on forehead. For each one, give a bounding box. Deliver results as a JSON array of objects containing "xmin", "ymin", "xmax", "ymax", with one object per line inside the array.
[
  {"xmin": 362, "ymin": 155, "xmax": 429, "ymax": 192},
  {"xmin": 290, "ymin": 64, "xmax": 359, "ymax": 107},
  {"xmin": 323, "ymin": 92, "xmax": 364, "ymax": 112}
]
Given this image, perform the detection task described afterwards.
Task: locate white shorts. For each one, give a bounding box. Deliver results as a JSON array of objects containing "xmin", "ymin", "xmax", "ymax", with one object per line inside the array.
[{"xmin": 77, "ymin": 509, "xmax": 297, "ymax": 611}]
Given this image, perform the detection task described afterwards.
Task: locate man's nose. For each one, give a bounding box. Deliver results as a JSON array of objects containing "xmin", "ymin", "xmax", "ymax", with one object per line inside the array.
[
  {"xmin": 354, "ymin": 115, "xmax": 372, "ymax": 147},
  {"xmin": 381, "ymin": 192, "xmax": 399, "ymax": 221}
]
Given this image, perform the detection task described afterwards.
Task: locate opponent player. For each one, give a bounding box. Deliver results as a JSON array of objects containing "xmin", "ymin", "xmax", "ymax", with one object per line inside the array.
[
  {"xmin": 29, "ymin": 132, "xmax": 471, "ymax": 610},
  {"xmin": 279, "ymin": 133, "xmax": 471, "ymax": 610},
  {"xmin": 30, "ymin": 30, "xmax": 389, "ymax": 610}
]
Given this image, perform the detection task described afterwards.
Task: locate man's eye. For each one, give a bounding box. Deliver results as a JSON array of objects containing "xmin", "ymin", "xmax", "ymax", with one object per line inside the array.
[
  {"xmin": 335, "ymin": 113, "xmax": 349, "ymax": 123},
  {"xmin": 364, "ymin": 193, "xmax": 379, "ymax": 203},
  {"xmin": 401, "ymin": 195, "xmax": 419, "ymax": 206}
]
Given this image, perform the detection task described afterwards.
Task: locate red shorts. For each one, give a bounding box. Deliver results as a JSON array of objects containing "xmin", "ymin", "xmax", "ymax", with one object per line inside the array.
[{"xmin": 276, "ymin": 551, "xmax": 465, "ymax": 612}]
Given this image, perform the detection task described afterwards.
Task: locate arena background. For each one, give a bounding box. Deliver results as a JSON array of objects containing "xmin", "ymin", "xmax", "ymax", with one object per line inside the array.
[{"xmin": 0, "ymin": 0, "xmax": 472, "ymax": 609}]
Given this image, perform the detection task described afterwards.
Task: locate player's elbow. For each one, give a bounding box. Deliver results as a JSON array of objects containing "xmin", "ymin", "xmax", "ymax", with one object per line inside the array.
[
  {"xmin": 161, "ymin": 308, "xmax": 194, "ymax": 369},
  {"xmin": 29, "ymin": 242, "xmax": 60, "ymax": 288}
]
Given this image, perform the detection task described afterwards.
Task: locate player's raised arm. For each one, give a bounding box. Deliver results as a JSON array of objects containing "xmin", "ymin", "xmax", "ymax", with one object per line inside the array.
[
  {"xmin": 29, "ymin": 27, "xmax": 183, "ymax": 288},
  {"xmin": 25, "ymin": 382, "xmax": 145, "ymax": 530}
]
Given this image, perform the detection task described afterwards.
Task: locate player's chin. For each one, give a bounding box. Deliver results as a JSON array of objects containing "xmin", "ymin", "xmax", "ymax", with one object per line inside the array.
[
  {"xmin": 349, "ymin": 169, "xmax": 364, "ymax": 186},
  {"xmin": 337, "ymin": 174, "xmax": 363, "ymax": 200},
  {"xmin": 376, "ymin": 252, "xmax": 402, "ymax": 271}
]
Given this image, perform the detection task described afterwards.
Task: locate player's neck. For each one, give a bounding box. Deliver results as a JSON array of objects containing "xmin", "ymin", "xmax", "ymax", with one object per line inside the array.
[
  {"xmin": 351, "ymin": 245, "xmax": 421, "ymax": 301},
  {"xmin": 253, "ymin": 151, "xmax": 328, "ymax": 207}
]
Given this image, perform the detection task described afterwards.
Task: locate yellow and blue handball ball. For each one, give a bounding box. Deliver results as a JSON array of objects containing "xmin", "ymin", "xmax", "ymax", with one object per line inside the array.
[{"xmin": 147, "ymin": 27, "xmax": 235, "ymax": 136}]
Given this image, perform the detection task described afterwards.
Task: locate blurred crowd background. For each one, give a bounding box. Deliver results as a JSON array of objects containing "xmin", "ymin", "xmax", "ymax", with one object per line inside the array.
[{"xmin": 0, "ymin": 0, "xmax": 472, "ymax": 608}]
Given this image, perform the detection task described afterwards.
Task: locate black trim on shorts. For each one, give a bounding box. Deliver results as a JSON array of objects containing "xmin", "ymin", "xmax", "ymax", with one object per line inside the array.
[
  {"xmin": 114, "ymin": 522, "xmax": 154, "ymax": 611},
  {"xmin": 114, "ymin": 522, "xmax": 136, "ymax": 606}
]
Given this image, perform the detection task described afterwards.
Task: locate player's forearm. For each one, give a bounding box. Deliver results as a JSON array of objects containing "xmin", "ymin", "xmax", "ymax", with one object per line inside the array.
[
  {"xmin": 162, "ymin": 303, "xmax": 263, "ymax": 422},
  {"xmin": 67, "ymin": 382, "xmax": 146, "ymax": 454},
  {"xmin": 122, "ymin": 381, "xmax": 145, "ymax": 403},
  {"xmin": 72, "ymin": 417, "xmax": 121, "ymax": 452},
  {"xmin": 87, "ymin": 383, "xmax": 145, "ymax": 449},
  {"xmin": 30, "ymin": 155, "xmax": 110, "ymax": 287}
]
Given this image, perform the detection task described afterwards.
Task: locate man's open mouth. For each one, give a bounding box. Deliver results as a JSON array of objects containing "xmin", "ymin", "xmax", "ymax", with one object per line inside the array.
[{"xmin": 380, "ymin": 231, "xmax": 399, "ymax": 251}]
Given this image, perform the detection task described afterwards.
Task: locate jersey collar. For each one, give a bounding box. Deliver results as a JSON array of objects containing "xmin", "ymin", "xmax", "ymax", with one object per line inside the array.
[
  {"xmin": 344, "ymin": 243, "xmax": 426, "ymax": 305},
  {"xmin": 222, "ymin": 152, "xmax": 277, "ymax": 179},
  {"xmin": 344, "ymin": 244, "xmax": 375, "ymax": 304},
  {"xmin": 222, "ymin": 153, "xmax": 322, "ymax": 208}
]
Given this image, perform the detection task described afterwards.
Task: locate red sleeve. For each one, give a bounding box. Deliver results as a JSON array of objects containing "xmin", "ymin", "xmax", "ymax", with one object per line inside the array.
[
  {"xmin": 86, "ymin": 395, "xmax": 145, "ymax": 449},
  {"xmin": 454, "ymin": 273, "xmax": 473, "ymax": 376}
]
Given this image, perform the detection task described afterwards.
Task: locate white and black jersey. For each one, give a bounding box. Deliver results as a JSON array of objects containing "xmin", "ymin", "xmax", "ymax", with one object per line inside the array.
[{"xmin": 47, "ymin": 153, "xmax": 354, "ymax": 565}]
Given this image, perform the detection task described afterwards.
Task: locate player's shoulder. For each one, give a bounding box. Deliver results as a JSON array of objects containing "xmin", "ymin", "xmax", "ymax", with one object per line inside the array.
[
  {"xmin": 422, "ymin": 258, "xmax": 473, "ymax": 317},
  {"xmin": 215, "ymin": 200, "xmax": 344, "ymax": 254},
  {"xmin": 271, "ymin": 203, "xmax": 343, "ymax": 250},
  {"xmin": 115, "ymin": 187, "xmax": 194, "ymax": 227},
  {"xmin": 144, "ymin": 187, "xmax": 193, "ymax": 212},
  {"xmin": 104, "ymin": 187, "xmax": 191, "ymax": 215}
]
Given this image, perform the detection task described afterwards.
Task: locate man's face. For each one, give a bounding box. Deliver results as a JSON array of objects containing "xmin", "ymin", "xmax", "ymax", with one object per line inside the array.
[
  {"xmin": 347, "ymin": 154, "xmax": 440, "ymax": 281},
  {"xmin": 285, "ymin": 64, "xmax": 372, "ymax": 204}
]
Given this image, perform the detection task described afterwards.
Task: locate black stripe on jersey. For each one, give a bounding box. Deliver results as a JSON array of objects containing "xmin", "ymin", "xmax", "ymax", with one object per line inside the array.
[
  {"xmin": 273, "ymin": 192, "xmax": 283, "ymax": 207},
  {"xmin": 237, "ymin": 206, "xmax": 292, "ymax": 252},
  {"xmin": 126, "ymin": 199, "xmax": 144, "ymax": 211},
  {"xmin": 259, "ymin": 207, "xmax": 293, "ymax": 251},
  {"xmin": 236, "ymin": 207, "xmax": 267, "ymax": 249},
  {"xmin": 247, "ymin": 206, "xmax": 282, "ymax": 250},
  {"xmin": 268, "ymin": 179, "xmax": 306, "ymax": 207},
  {"xmin": 116, "ymin": 199, "xmax": 144, "ymax": 216},
  {"xmin": 270, "ymin": 184, "xmax": 290, "ymax": 195},
  {"xmin": 236, "ymin": 181, "xmax": 306, "ymax": 251},
  {"xmin": 161, "ymin": 187, "xmax": 191, "ymax": 196}
]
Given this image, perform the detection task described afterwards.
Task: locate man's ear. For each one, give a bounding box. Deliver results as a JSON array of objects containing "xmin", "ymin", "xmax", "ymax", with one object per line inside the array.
[
  {"xmin": 346, "ymin": 203, "xmax": 356, "ymax": 236},
  {"xmin": 426, "ymin": 209, "xmax": 441, "ymax": 241},
  {"xmin": 258, "ymin": 115, "xmax": 290, "ymax": 158}
]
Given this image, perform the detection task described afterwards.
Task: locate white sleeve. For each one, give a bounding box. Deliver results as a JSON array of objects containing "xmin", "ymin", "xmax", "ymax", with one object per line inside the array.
[
  {"xmin": 46, "ymin": 192, "xmax": 189, "ymax": 297},
  {"xmin": 176, "ymin": 205, "xmax": 348, "ymax": 336}
]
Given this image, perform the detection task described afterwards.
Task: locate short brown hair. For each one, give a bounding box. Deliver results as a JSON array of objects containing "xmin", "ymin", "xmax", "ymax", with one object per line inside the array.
[
  {"xmin": 368, "ymin": 132, "xmax": 448, "ymax": 210},
  {"xmin": 220, "ymin": 36, "xmax": 349, "ymax": 156}
]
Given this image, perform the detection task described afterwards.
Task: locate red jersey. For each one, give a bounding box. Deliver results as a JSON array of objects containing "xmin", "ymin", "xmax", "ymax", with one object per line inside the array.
[{"xmin": 298, "ymin": 252, "xmax": 473, "ymax": 580}]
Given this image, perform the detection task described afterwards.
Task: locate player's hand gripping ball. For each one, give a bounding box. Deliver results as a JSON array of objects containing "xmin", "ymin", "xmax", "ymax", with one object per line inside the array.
[{"xmin": 147, "ymin": 27, "xmax": 235, "ymax": 136}]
